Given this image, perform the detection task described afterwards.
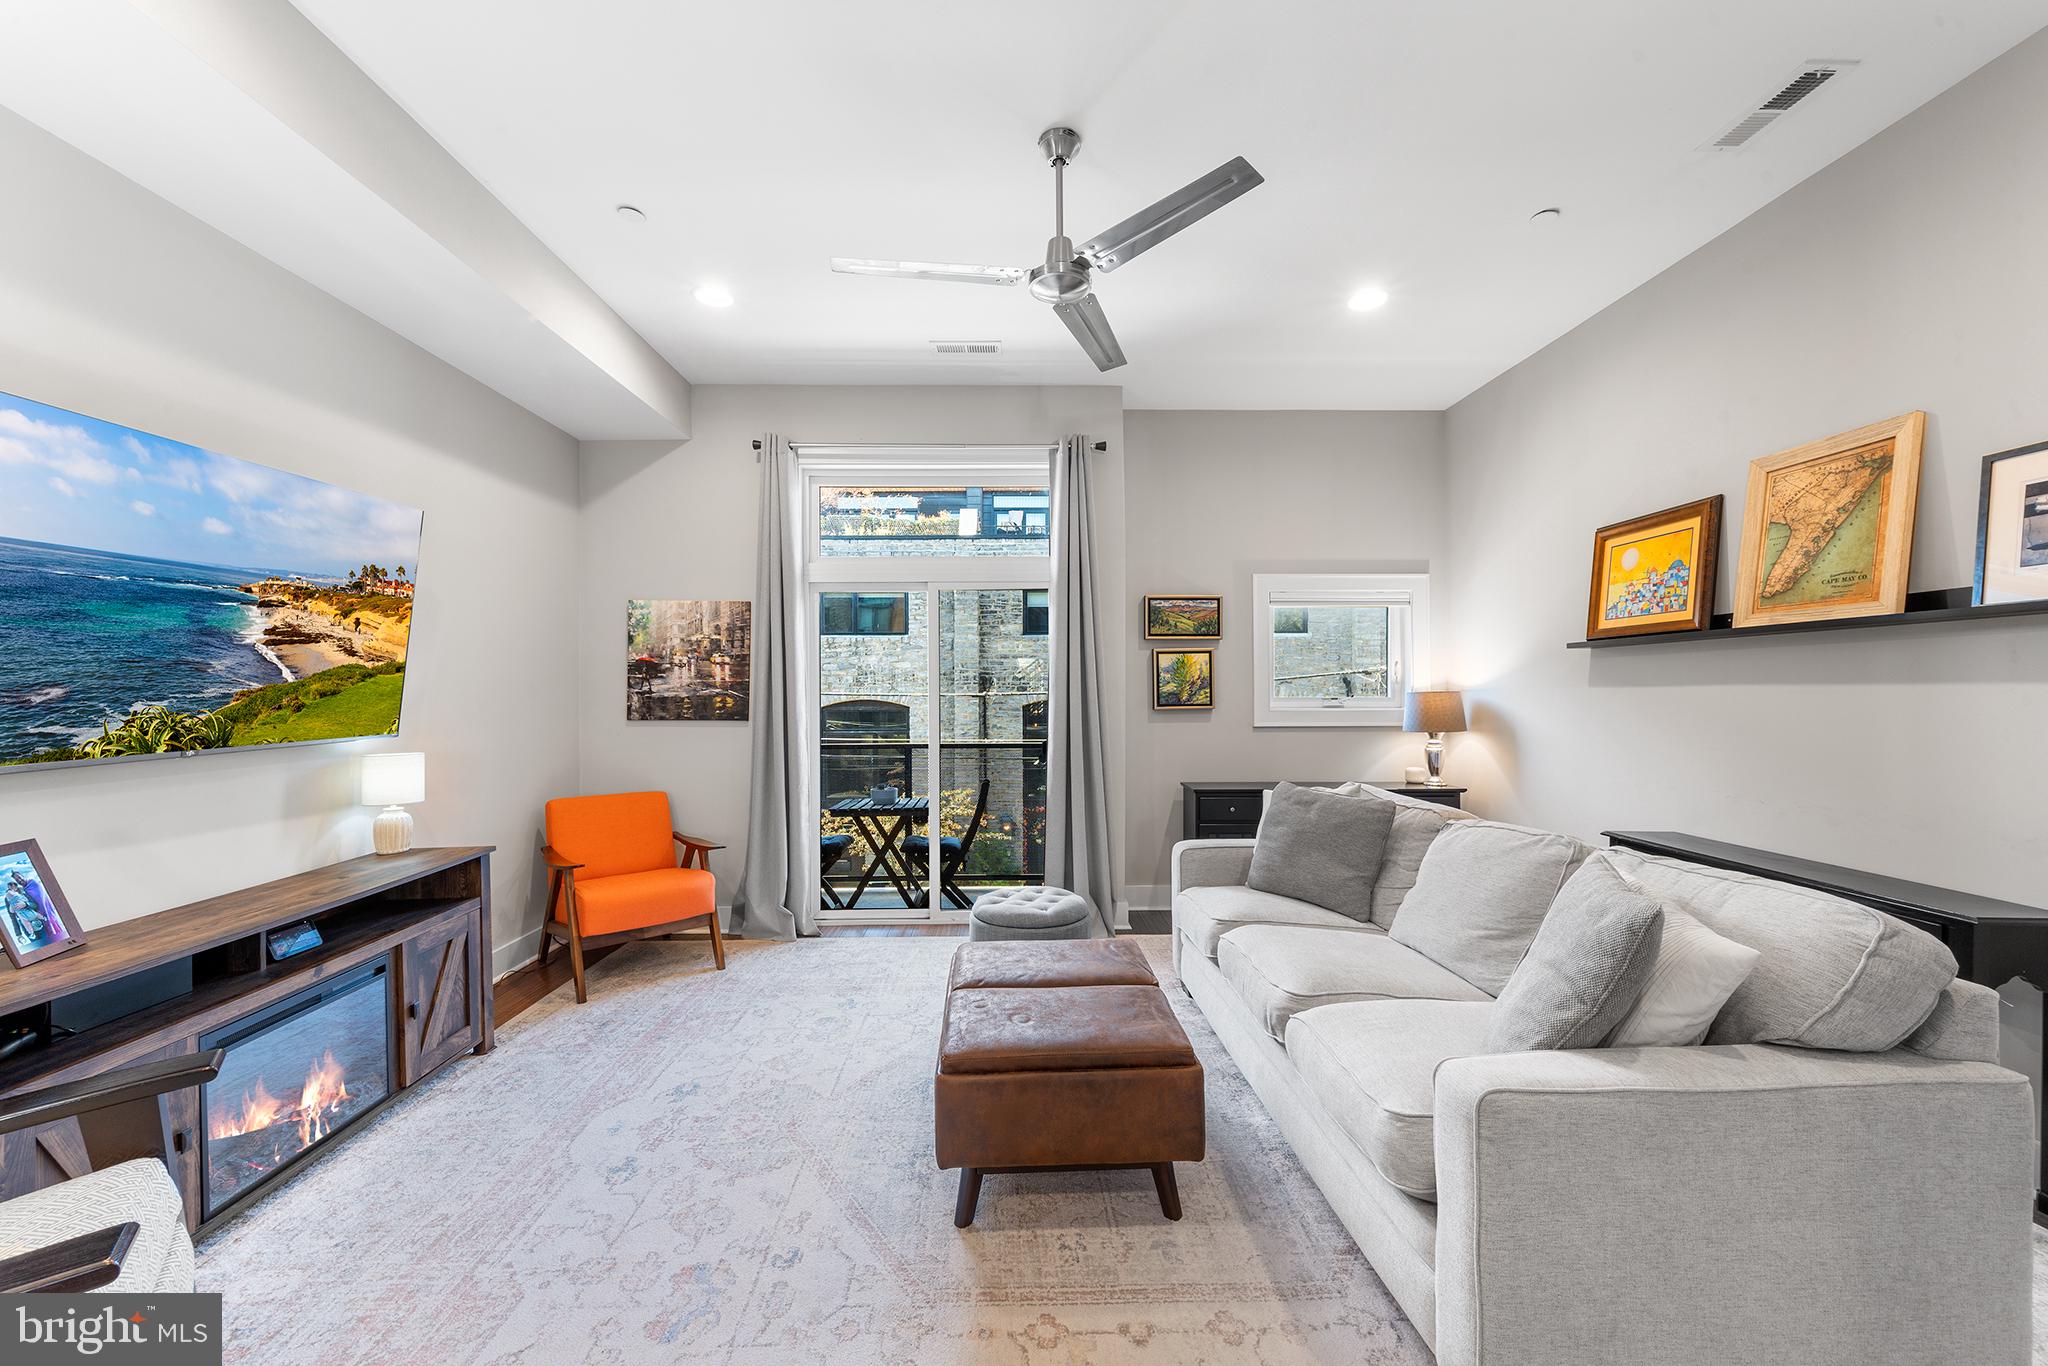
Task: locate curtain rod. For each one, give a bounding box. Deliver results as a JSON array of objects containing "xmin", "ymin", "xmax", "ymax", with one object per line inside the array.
[{"xmin": 751, "ymin": 439, "xmax": 1106, "ymax": 451}]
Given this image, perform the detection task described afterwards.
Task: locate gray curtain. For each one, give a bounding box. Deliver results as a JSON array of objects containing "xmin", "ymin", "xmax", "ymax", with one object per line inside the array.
[
  {"xmin": 729, "ymin": 434, "xmax": 813, "ymax": 940},
  {"xmin": 1046, "ymin": 434, "xmax": 1118, "ymax": 935}
]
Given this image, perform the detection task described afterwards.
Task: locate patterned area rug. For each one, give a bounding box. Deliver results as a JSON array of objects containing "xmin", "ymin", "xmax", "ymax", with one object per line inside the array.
[{"xmin": 197, "ymin": 936, "xmax": 1429, "ymax": 1364}]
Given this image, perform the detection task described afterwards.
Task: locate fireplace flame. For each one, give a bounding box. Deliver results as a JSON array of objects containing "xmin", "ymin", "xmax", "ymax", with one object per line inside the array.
[{"xmin": 207, "ymin": 1049, "xmax": 353, "ymax": 1148}]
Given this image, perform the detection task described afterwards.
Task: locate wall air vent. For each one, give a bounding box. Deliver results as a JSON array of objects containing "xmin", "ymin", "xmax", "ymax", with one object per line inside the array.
[
  {"xmin": 1710, "ymin": 61, "xmax": 1858, "ymax": 149},
  {"xmin": 931, "ymin": 340, "xmax": 1002, "ymax": 355}
]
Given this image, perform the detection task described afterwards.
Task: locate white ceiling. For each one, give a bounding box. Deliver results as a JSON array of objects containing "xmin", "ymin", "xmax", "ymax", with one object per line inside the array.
[{"xmin": 5, "ymin": 2, "xmax": 2045, "ymax": 425}]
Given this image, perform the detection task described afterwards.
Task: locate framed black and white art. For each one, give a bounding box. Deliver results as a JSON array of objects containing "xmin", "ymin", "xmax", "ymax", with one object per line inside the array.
[{"xmin": 1974, "ymin": 439, "xmax": 2048, "ymax": 605}]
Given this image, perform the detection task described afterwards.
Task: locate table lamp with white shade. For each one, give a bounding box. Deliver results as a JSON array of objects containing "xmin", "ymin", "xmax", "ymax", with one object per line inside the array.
[
  {"xmin": 1402, "ymin": 690, "xmax": 1466, "ymax": 788},
  {"xmin": 361, "ymin": 751, "xmax": 426, "ymax": 855}
]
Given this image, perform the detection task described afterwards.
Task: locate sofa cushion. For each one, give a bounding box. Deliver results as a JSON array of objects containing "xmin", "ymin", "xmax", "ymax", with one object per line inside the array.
[
  {"xmin": 1218, "ymin": 924, "xmax": 1492, "ymax": 1041},
  {"xmin": 1247, "ymin": 782, "xmax": 1395, "ymax": 919},
  {"xmin": 1174, "ymin": 883, "xmax": 1382, "ymax": 962},
  {"xmin": 1603, "ymin": 849, "xmax": 1957, "ymax": 1051},
  {"xmin": 1388, "ymin": 821, "xmax": 1590, "ymax": 994},
  {"xmin": 1334, "ymin": 783, "xmax": 1478, "ymax": 928},
  {"xmin": 1286, "ymin": 999, "xmax": 1495, "ymax": 1200},
  {"xmin": 1485, "ymin": 858, "xmax": 1663, "ymax": 1052},
  {"xmin": 1606, "ymin": 902, "xmax": 1760, "ymax": 1047}
]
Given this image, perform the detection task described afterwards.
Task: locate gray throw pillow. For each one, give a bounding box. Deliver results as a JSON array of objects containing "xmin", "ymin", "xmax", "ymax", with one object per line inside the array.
[
  {"xmin": 1388, "ymin": 820, "xmax": 1589, "ymax": 994},
  {"xmin": 1246, "ymin": 782, "xmax": 1396, "ymax": 920},
  {"xmin": 1485, "ymin": 858, "xmax": 1665, "ymax": 1052}
]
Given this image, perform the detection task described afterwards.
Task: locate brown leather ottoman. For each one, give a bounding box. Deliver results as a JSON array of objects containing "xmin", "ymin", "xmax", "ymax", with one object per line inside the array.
[{"xmin": 935, "ymin": 938, "xmax": 1204, "ymax": 1227}]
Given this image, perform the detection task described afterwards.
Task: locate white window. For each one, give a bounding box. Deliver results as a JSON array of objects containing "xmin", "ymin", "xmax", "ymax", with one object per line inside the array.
[{"xmin": 1251, "ymin": 573, "xmax": 1430, "ymax": 727}]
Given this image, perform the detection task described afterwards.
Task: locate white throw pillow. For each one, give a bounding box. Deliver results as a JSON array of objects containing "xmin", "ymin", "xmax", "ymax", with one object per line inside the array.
[{"xmin": 1605, "ymin": 903, "xmax": 1761, "ymax": 1047}]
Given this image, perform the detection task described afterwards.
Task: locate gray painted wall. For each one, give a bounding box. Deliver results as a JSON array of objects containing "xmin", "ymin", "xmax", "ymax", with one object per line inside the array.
[
  {"xmin": 0, "ymin": 108, "xmax": 583, "ymax": 973},
  {"xmin": 576, "ymin": 385, "xmax": 1125, "ymax": 926},
  {"xmin": 1122, "ymin": 410, "xmax": 1446, "ymax": 904},
  {"xmin": 1441, "ymin": 30, "xmax": 2048, "ymax": 905}
]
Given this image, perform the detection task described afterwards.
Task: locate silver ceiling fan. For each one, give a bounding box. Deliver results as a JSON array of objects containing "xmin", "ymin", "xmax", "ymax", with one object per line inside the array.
[{"xmin": 831, "ymin": 127, "xmax": 1263, "ymax": 372}]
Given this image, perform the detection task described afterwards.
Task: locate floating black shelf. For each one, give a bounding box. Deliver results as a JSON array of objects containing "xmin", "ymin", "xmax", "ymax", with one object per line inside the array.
[{"xmin": 1567, "ymin": 587, "xmax": 2048, "ymax": 649}]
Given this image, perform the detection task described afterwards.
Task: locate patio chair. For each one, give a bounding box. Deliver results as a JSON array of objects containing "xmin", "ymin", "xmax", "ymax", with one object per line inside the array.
[
  {"xmin": 902, "ymin": 779, "xmax": 991, "ymax": 911},
  {"xmin": 820, "ymin": 833, "xmax": 856, "ymax": 909}
]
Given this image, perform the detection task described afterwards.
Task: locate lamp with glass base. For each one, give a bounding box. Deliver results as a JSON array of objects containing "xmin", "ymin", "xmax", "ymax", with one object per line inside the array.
[{"xmin": 1402, "ymin": 690, "xmax": 1466, "ymax": 788}]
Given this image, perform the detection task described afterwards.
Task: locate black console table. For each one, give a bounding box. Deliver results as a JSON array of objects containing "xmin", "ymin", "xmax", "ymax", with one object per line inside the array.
[
  {"xmin": 1606, "ymin": 830, "xmax": 2048, "ymax": 1219},
  {"xmin": 1182, "ymin": 781, "xmax": 1465, "ymax": 840}
]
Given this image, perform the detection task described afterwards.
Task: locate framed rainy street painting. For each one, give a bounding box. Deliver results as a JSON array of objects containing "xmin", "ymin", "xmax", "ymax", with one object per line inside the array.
[
  {"xmin": 1733, "ymin": 412, "xmax": 1924, "ymax": 628},
  {"xmin": 1974, "ymin": 438, "xmax": 2048, "ymax": 605},
  {"xmin": 1585, "ymin": 496, "xmax": 1722, "ymax": 640},
  {"xmin": 1153, "ymin": 649, "xmax": 1214, "ymax": 710}
]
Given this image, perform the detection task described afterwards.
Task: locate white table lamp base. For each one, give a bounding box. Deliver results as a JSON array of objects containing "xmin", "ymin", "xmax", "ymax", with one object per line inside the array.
[{"xmin": 373, "ymin": 805, "xmax": 415, "ymax": 855}]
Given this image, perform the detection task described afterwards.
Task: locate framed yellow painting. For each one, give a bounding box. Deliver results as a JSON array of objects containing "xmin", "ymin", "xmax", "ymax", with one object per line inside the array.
[
  {"xmin": 1733, "ymin": 412, "xmax": 1924, "ymax": 627},
  {"xmin": 1585, "ymin": 496, "xmax": 1722, "ymax": 640}
]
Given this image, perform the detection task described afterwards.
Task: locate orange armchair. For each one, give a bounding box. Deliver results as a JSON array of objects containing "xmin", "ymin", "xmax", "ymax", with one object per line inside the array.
[{"xmin": 541, "ymin": 791, "xmax": 725, "ymax": 1002}]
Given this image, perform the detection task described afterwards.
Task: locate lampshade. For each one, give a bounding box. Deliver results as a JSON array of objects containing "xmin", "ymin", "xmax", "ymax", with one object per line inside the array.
[
  {"xmin": 360, "ymin": 751, "xmax": 426, "ymax": 807},
  {"xmin": 1403, "ymin": 690, "xmax": 1466, "ymax": 735}
]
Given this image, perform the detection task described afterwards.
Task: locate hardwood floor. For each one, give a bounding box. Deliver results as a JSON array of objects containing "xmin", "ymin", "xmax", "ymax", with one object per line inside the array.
[{"xmin": 493, "ymin": 919, "xmax": 1167, "ymax": 1027}]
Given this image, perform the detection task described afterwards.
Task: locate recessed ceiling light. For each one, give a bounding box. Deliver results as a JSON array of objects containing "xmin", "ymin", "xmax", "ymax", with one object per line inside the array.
[
  {"xmin": 1347, "ymin": 285, "xmax": 1390, "ymax": 312},
  {"xmin": 693, "ymin": 283, "xmax": 734, "ymax": 308},
  {"xmin": 615, "ymin": 204, "xmax": 646, "ymax": 222},
  {"xmin": 1530, "ymin": 207, "xmax": 1563, "ymax": 223}
]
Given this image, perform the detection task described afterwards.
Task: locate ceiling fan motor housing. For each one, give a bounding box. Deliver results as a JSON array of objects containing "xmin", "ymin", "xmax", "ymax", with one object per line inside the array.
[{"xmin": 1029, "ymin": 235, "xmax": 1092, "ymax": 303}]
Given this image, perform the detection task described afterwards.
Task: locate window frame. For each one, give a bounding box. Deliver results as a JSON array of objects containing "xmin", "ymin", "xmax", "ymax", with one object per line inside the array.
[
  {"xmin": 802, "ymin": 446, "xmax": 1054, "ymax": 586},
  {"xmin": 1251, "ymin": 572, "xmax": 1431, "ymax": 728}
]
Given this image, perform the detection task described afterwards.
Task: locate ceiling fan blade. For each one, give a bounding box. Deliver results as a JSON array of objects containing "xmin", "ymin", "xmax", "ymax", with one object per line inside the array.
[
  {"xmin": 1053, "ymin": 293, "xmax": 1127, "ymax": 372},
  {"xmin": 1076, "ymin": 156, "xmax": 1263, "ymax": 274},
  {"xmin": 829, "ymin": 258, "xmax": 1027, "ymax": 286}
]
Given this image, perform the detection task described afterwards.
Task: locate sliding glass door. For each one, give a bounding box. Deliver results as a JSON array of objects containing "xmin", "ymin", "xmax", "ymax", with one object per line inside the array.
[{"xmin": 803, "ymin": 451, "xmax": 1053, "ymax": 920}]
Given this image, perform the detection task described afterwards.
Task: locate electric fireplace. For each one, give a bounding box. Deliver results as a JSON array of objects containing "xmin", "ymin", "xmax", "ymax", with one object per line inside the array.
[{"xmin": 198, "ymin": 961, "xmax": 393, "ymax": 1220}]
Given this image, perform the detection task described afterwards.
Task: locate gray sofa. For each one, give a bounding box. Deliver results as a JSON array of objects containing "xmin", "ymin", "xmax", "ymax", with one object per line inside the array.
[{"xmin": 1171, "ymin": 784, "xmax": 2034, "ymax": 1365}]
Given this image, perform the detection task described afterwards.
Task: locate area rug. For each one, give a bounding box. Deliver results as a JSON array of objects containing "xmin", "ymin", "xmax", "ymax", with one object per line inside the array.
[{"xmin": 196, "ymin": 936, "xmax": 1428, "ymax": 1364}]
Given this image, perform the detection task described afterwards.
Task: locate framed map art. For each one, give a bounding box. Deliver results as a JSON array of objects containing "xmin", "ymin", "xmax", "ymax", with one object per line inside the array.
[{"xmin": 1734, "ymin": 412, "xmax": 1925, "ymax": 628}]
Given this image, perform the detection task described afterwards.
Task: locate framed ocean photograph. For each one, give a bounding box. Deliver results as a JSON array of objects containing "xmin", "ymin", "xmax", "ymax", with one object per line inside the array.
[
  {"xmin": 627, "ymin": 599, "xmax": 752, "ymax": 720},
  {"xmin": 1585, "ymin": 496, "xmax": 1722, "ymax": 640},
  {"xmin": 1144, "ymin": 594, "xmax": 1222, "ymax": 639},
  {"xmin": 1973, "ymin": 438, "xmax": 2048, "ymax": 605},
  {"xmin": 1153, "ymin": 649, "xmax": 1214, "ymax": 710},
  {"xmin": 0, "ymin": 388, "xmax": 424, "ymax": 772},
  {"xmin": 1734, "ymin": 412, "xmax": 1924, "ymax": 628},
  {"xmin": 0, "ymin": 838, "xmax": 84, "ymax": 968}
]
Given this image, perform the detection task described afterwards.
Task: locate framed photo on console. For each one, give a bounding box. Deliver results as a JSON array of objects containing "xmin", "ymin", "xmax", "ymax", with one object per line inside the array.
[
  {"xmin": 1734, "ymin": 411, "xmax": 1924, "ymax": 628},
  {"xmin": 1585, "ymin": 496, "xmax": 1722, "ymax": 640},
  {"xmin": 1974, "ymin": 438, "xmax": 2048, "ymax": 605},
  {"xmin": 0, "ymin": 838, "xmax": 86, "ymax": 968}
]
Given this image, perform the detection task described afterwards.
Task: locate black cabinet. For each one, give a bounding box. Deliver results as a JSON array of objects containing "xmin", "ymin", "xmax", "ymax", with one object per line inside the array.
[{"xmin": 1181, "ymin": 781, "xmax": 1466, "ymax": 840}]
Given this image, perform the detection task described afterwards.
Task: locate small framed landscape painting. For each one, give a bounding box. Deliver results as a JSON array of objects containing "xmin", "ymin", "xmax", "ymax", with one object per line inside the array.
[
  {"xmin": 1974, "ymin": 439, "xmax": 2048, "ymax": 605},
  {"xmin": 1585, "ymin": 496, "xmax": 1722, "ymax": 640},
  {"xmin": 1734, "ymin": 412, "xmax": 1924, "ymax": 628},
  {"xmin": 1145, "ymin": 595, "xmax": 1222, "ymax": 639},
  {"xmin": 1153, "ymin": 649, "xmax": 1214, "ymax": 710},
  {"xmin": 0, "ymin": 839, "xmax": 85, "ymax": 968}
]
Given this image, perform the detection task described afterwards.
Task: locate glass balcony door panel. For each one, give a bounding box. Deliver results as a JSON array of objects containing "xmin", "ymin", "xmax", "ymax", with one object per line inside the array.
[
  {"xmin": 937, "ymin": 589, "xmax": 1050, "ymax": 908},
  {"xmin": 819, "ymin": 589, "xmax": 932, "ymax": 915}
]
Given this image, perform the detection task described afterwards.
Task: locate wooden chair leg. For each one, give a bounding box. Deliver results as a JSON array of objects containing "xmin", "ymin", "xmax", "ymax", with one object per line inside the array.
[
  {"xmin": 706, "ymin": 911, "xmax": 726, "ymax": 970},
  {"xmin": 566, "ymin": 927, "xmax": 588, "ymax": 1004},
  {"xmin": 537, "ymin": 924, "xmax": 552, "ymax": 970},
  {"xmin": 953, "ymin": 1168, "xmax": 983, "ymax": 1228}
]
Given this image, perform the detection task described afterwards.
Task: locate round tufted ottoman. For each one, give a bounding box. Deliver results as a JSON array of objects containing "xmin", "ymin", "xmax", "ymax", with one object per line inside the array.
[{"xmin": 968, "ymin": 886, "xmax": 1095, "ymax": 941}]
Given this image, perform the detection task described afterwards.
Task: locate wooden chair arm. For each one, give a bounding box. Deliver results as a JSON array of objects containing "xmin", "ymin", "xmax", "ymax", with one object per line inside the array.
[
  {"xmin": 541, "ymin": 844, "xmax": 584, "ymax": 871},
  {"xmin": 0, "ymin": 1050, "xmax": 224, "ymax": 1138},
  {"xmin": 673, "ymin": 832, "xmax": 726, "ymax": 852},
  {"xmin": 0, "ymin": 1222, "xmax": 140, "ymax": 1294}
]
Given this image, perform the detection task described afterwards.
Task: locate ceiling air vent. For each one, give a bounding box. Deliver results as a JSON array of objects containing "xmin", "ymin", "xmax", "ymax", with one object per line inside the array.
[
  {"xmin": 1710, "ymin": 61, "xmax": 1858, "ymax": 149},
  {"xmin": 931, "ymin": 340, "xmax": 1002, "ymax": 356}
]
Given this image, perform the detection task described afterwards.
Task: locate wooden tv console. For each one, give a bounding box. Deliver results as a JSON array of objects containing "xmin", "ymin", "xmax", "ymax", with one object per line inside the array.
[{"xmin": 0, "ymin": 846, "xmax": 494, "ymax": 1234}]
